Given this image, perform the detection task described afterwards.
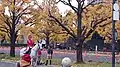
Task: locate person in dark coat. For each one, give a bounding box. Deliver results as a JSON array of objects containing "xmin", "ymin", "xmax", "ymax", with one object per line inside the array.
[{"xmin": 45, "ymin": 46, "xmax": 53, "ymax": 65}]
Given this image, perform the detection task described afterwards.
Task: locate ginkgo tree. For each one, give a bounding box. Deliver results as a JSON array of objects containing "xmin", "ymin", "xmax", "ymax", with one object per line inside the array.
[
  {"xmin": 49, "ymin": 0, "xmax": 112, "ymax": 63},
  {"xmin": 0, "ymin": 0, "xmax": 39, "ymax": 57},
  {"xmin": 29, "ymin": 0, "xmax": 68, "ymax": 48}
]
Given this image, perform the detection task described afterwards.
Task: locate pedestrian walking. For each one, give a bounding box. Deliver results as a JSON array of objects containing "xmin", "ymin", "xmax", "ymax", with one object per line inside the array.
[{"xmin": 45, "ymin": 46, "xmax": 53, "ymax": 65}]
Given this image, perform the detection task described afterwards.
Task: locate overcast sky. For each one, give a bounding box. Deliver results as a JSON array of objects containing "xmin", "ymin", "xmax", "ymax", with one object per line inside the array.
[
  {"xmin": 57, "ymin": 0, "xmax": 88, "ymax": 15},
  {"xmin": 4, "ymin": 0, "xmax": 88, "ymax": 16},
  {"xmin": 56, "ymin": 0, "xmax": 77, "ymax": 14},
  {"xmin": 36, "ymin": 0, "xmax": 87, "ymax": 15}
]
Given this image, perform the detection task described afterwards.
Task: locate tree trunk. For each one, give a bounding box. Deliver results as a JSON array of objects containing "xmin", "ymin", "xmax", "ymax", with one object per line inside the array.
[
  {"xmin": 10, "ymin": 45, "xmax": 15, "ymax": 57},
  {"xmin": 10, "ymin": 6, "xmax": 16, "ymax": 57},
  {"xmin": 10, "ymin": 26, "xmax": 16, "ymax": 57},
  {"xmin": 46, "ymin": 32, "xmax": 50, "ymax": 48},
  {"xmin": 46, "ymin": 36, "xmax": 49, "ymax": 48},
  {"xmin": 10, "ymin": 31, "xmax": 15, "ymax": 57},
  {"xmin": 76, "ymin": 40, "xmax": 83, "ymax": 63},
  {"xmin": 10, "ymin": 0, "xmax": 16, "ymax": 57},
  {"xmin": 76, "ymin": 3, "xmax": 84, "ymax": 63}
]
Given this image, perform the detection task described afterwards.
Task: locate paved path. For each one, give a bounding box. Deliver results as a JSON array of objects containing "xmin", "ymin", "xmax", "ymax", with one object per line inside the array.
[
  {"xmin": 37, "ymin": 65, "xmax": 57, "ymax": 67},
  {"xmin": 0, "ymin": 62, "xmax": 57, "ymax": 67},
  {"xmin": 0, "ymin": 47, "xmax": 120, "ymax": 63},
  {"xmin": 0, "ymin": 62, "xmax": 16, "ymax": 67}
]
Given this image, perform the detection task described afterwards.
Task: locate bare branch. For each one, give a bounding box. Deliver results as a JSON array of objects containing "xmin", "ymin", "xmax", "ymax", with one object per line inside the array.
[
  {"xmin": 105, "ymin": 32, "xmax": 112, "ymax": 40},
  {"xmin": 34, "ymin": 1, "xmax": 43, "ymax": 10},
  {"xmin": 107, "ymin": 32, "xmax": 112, "ymax": 37},
  {"xmin": 0, "ymin": 26, "xmax": 10, "ymax": 34},
  {"xmin": 24, "ymin": 21, "xmax": 33, "ymax": 25},
  {"xmin": 83, "ymin": 0, "xmax": 104, "ymax": 9},
  {"xmin": 15, "ymin": 12, "xmax": 31, "ymax": 25},
  {"xmin": 90, "ymin": 20, "xmax": 94, "ymax": 28},
  {"xmin": 16, "ymin": 5, "xmax": 30, "ymax": 22},
  {"xmin": 76, "ymin": 0, "xmax": 79, "ymax": 3},
  {"xmin": 7, "ymin": 33, "xmax": 10, "ymax": 39},
  {"xmin": 83, "ymin": 0, "xmax": 96, "ymax": 9},
  {"xmin": 67, "ymin": 25, "xmax": 76, "ymax": 35},
  {"xmin": 54, "ymin": 31, "xmax": 67, "ymax": 34},
  {"xmin": 59, "ymin": 0, "xmax": 78, "ymax": 13},
  {"xmin": 8, "ymin": 10, "xmax": 13, "ymax": 20},
  {"xmin": 15, "ymin": 27, "xmax": 21, "ymax": 36},
  {"xmin": 4, "ymin": 17, "xmax": 12, "ymax": 30},
  {"xmin": 93, "ymin": 16, "xmax": 111, "ymax": 28},
  {"xmin": 17, "ymin": 5, "xmax": 30, "ymax": 15},
  {"xmin": 16, "ymin": 1, "xmax": 24, "ymax": 12},
  {"xmin": 84, "ymin": 28, "xmax": 94, "ymax": 40},
  {"xmin": 84, "ymin": 16, "xmax": 111, "ymax": 40},
  {"xmin": 99, "ymin": 21, "xmax": 111, "ymax": 27},
  {"xmin": 0, "ymin": 29, "xmax": 8, "ymax": 33},
  {"xmin": 24, "ymin": 14, "xmax": 37, "ymax": 26},
  {"xmin": 48, "ymin": 10, "xmax": 76, "ymax": 39},
  {"xmin": 82, "ymin": 27, "xmax": 88, "ymax": 36},
  {"xmin": 81, "ymin": 0, "xmax": 85, "ymax": 8}
]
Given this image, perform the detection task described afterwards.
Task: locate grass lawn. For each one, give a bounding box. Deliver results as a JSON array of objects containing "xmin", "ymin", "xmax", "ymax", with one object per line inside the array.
[
  {"xmin": 0, "ymin": 53, "xmax": 19, "ymax": 62},
  {"xmin": 41, "ymin": 57, "xmax": 120, "ymax": 67},
  {"xmin": 71, "ymin": 62, "xmax": 120, "ymax": 67},
  {"xmin": 0, "ymin": 53, "xmax": 120, "ymax": 67}
]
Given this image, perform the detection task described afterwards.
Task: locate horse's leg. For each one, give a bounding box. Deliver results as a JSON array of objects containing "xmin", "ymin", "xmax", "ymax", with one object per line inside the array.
[
  {"xmin": 31, "ymin": 57, "xmax": 36, "ymax": 67},
  {"xmin": 38, "ymin": 56, "xmax": 41, "ymax": 65},
  {"xmin": 36, "ymin": 55, "xmax": 39, "ymax": 65},
  {"xmin": 36, "ymin": 55, "xmax": 40, "ymax": 65},
  {"xmin": 32, "ymin": 56, "xmax": 37, "ymax": 67},
  {"xmin": 35, "ymin": 56, "xmax": 38, "ymax": 66},
  {"xmin": 31, "ymin": 58, "xmax": 34, "ymax": 67}
]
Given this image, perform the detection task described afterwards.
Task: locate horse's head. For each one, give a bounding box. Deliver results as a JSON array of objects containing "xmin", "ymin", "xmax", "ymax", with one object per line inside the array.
[
  {"xmin": 39, "ymin": 39, "xmax": 46, "ymax": 48},
  {"xmin": 38, "ymin": 41, "xmax": 43, "ymax": 50},
  {"xmin": 32, "ymin": 40, "xmax": 43, "ymax": 51}
]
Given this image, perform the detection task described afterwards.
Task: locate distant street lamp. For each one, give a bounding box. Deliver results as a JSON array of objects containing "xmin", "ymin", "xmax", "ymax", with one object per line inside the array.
[{"xmin": 112, "ymin": 0, "xmax": 119, "ymax": 67}]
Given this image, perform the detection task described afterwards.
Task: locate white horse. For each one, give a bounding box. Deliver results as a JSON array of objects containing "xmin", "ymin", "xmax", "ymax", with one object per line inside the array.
[
  {"xmin": 30, "ymin": 41, "xmax": 43, "ymax": 67},
  {"xmin": 20, "ymin": 40, "xmax": 43, "ymax": 67}
]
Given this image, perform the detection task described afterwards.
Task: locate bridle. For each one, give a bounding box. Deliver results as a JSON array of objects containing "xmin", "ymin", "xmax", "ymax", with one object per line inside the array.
[
  {"xmin": 38, "ymin": 43, "xmax": 40, "ymax": 49},
  {"xmin": 38, "ymin": 40, "xmax": 42, "ymax": 50}
]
